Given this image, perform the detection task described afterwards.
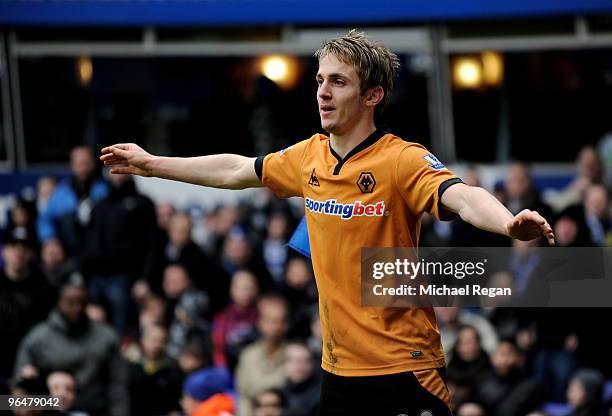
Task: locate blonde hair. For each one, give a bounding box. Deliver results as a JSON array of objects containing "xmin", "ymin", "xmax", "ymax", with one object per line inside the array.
[{"xmin": 315, "ymin": 29, "xmax": 400, "ymax": 116}]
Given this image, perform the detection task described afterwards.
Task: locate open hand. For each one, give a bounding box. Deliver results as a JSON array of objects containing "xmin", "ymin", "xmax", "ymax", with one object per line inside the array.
[
  {"xmin": 507, "ymin": 209, "xmax": 555, "ymax": 245},
  {"xmin": 100, "ymin": 143, "xmax": 154, "ymax": 176}
]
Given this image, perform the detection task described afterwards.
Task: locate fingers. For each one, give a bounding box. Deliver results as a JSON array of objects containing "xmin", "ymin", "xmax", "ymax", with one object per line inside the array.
[
  {"xmin": 100, "ymin": 143, "xmax": 134, "ymax": 156},
  {"xmin": 100, "ymin": 145, "xmax": 129, "ymax": 162},
  {"xmin": 110, "ymin": 166, "xmax": 134, "ymax": 175}
]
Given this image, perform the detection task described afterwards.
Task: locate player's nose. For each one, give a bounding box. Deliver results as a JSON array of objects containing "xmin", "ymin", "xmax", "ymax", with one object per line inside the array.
[{"xmin": 317, "ymin": 81, "xmax": 332, "ymax": 99}]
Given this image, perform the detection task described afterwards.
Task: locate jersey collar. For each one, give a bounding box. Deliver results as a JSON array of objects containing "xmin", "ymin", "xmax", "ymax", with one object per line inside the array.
[{"xmin": 328, "ymin": 129, "xmax": 388, "ymax": 175}]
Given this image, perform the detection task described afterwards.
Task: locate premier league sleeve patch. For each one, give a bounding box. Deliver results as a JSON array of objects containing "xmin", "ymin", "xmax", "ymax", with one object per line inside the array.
[{"xmin": 423, "ymin": 153, "xmax": 448, "ymax": 170}]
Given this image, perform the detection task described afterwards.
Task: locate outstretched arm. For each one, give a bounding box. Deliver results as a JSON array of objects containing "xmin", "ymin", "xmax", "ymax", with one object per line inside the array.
[
  {"xmin": 100, "ymin": 143, "xmax": 262, "ymax": 190},
  {"xmin": 441, "ymin": 182, "xmax": 555, "ymax": 245}
]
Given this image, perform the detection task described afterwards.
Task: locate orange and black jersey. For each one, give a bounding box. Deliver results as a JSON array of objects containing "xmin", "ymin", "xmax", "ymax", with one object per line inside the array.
[{"xmin": 255, "ymin": 129, "xmax": 463, "ymax": 377}]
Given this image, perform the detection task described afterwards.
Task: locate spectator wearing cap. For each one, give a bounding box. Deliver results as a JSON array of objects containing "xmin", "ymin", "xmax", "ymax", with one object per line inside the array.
[
  {"xmin": 37, "ymin": 146, "xmax": 109, "ymax": 254},
  {"xmin": 236, "ymin": 294, "xmax": 289, "ymax": 416},
  {"xmin": 0, "ymin": 235, "xmax": 53, "ymax": 382},
  {"xmin": 13, "ymin": 283, "xmax": 129, "ymax": 416},
  {"xmin": 180, "ymin": 366, "xmax": 235, "ymax": 416}
]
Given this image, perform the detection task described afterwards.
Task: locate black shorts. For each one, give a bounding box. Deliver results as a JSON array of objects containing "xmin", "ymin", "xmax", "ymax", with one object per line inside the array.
[{"xmin": 319, "ymin": 368, "xmax": 453, "ymax": 416}]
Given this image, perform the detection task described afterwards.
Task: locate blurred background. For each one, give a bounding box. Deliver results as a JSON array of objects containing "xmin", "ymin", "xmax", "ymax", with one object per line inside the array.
[{"xmin": 2, "ymin": 1, "xmax": 612, "ymax": 415}]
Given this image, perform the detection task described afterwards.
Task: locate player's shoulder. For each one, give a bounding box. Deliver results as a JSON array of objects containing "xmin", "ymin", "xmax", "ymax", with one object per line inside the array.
[{"xmin": 381, "ymin": 133, "xmax": 428, "ymax": 154}]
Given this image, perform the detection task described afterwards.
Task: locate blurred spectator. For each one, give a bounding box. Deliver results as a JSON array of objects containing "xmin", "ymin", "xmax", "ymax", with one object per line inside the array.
[
  {"xmin": 504, "ymin": 162, "xmax": 553, "ymax": 220},
  {"xmin": 0, "ymin": 236, "xmax": 54, "ymax": 382},
  {"xmin": 46, "ymin": 371, "xmax": 88, "ymax": 415},
  {"xmin": 220, "ymin": 227, "xmax": 272, "ymax": 290},
  {"xmin": 281, "ymin": 341, "xmax": 320, "ymax": 416},
  {"xmin": 204, "ymin": 205, "xmax": 241, "ymax": 258},
  {"xmin": 262, "ymin": 212, "xmax": 290, "ymax": 283},
  {"xmin": 14, "ymin": 283, "xmax": 129, "ymax": 416},
  {"xmin": 37, "ymin": 146, "xmax": 109, "ymax": 254},
  {"xmin": 2, "ymin": 197, "xmax": 39, "ymax": 250},
  {"xmin": 128, "ymin": 323, "xmax": 182, "ymax": 415},
  {"xmin": 306, "ymin": 306, "xmax": 322, "ymax": 362},
  {"xmin": 40, "ymin": 238, "xmax": 78, "ymax": 290},
  {"xmin": 475, "ymin": 339, "xmax": 542, "ymax": 416},
  {"xmin": 165, "ymin": 264, "xmax": 212, "ymax": 359},
  {"xmin": 509, "ymin": 238, "xmax": 543, "ymax": 297},
  {"xmin": 557, "ymin": 183, "xmax": 610, "ymax": 247},
  {"xmin": 236, "ymin": 294, "xmax": 289, "ymax": 416},
  {"xmin": 281, "ymin": 257, "xmax": 317, "ymax": 338},
  {"xmin": 81, "ymin": 173, "xmax": 157, "ymax": 335},
  {"xmin": 165, "ymin": 212, "xmax": 229, "ymax": 312},
  {"xmin": 253, "ymin": 389, "xmax": 286, "ymax": 416},
  {"xmin": 553, "ymin": 214, "xmax": 587, "ymax": 247},
  {"xmin": 531, "ymin": 309, "xmax": 580, "ymax": 402},
  {"xmin": 156, "ymin": 201, "xmax": 177, "ymax": 235},
  {"xmin": 566, "ymin": 368, "xmax": 605, "ymax": 416},
  {"xmin": 180, "ymin": 366, "xmax": 235, "ymax": 416},
  {"xmin": 456, "ymin": 401, "xmax": 486, "ymax": 416},
  {"xmin": 550, "ymin": 145, "xmax": 603, "ymax": 212},
  {"xmin": 584, "ymin": 184, "xmax": 611, "ymax": 246},
  {"xmin": 436, "ymin": 307, "xmax": 499, "ymax": 358},
  {"xmin": 212, "ymin": 269, "xmax": 259, "ymax": 371},
  {"xmin": 138, "ymin": 293, "xmax": 168, "ymax": 330},
  {"xmin": 179, "ymin": 340, "xmax": 213, "ymax": 377},
  {"xmin": 10, "ymin": 378, "xmax": 46, "ymax": 416},
  {"xmin": 447, "ymin": 325, "xmax": 493, "ymax": 397},
  {"xmin": 35, "ymin": 176, "xmax": 57, "ymax": 217}
]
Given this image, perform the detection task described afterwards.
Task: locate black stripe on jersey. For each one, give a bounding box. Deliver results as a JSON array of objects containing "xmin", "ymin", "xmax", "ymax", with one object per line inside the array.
[
  {"xmin": 438, "ymin": 177, "xmax": 464, "ymax": 220},
  {"xmin": 254, "ymin": 156, "xmax": 264, "ymax": 181},
  {"xmin": 329, "ymin": 129, "xmax": 388, "ymax": 175}
]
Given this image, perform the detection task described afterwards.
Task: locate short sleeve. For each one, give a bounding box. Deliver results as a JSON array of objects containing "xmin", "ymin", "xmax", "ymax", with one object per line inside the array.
[
  {"xmin": 396, "ymin": 143, "xmax": 463, "ymax": 221},
  {"xmin": 258, "ymin": 138, "xmax": 311, "ymax": 199}
]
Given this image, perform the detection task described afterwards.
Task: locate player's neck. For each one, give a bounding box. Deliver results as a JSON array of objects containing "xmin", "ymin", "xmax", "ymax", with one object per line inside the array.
[{"xmin": 330, "ymin": 120, "xmax": 377, "ymax": 159}]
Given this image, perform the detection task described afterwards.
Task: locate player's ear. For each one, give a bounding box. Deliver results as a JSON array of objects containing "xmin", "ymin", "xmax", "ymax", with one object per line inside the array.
[{"xmin": 364, "ymin": 86, "xmax": 384, "ymax": 108}]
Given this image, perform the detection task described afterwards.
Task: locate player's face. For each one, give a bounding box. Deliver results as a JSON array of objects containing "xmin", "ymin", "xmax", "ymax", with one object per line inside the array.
[{"xmin": 316, "ymin": 54, "xmax": 368, "ymax": 135}]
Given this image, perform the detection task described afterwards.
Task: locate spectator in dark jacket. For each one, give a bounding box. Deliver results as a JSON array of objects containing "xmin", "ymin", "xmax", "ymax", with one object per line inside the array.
[
  {"xmin": 13, "ymin": 283, "xmax": 129, "ymax": 416},
  {"xmin": 128, "ymin": 323, "xmax": 182, "ymax": 415},
  {"xmin": 0, "ymin": 235, "xmax": 54, "ymax": 383},
  {"xmin": 282, "ymin": 341, "xmax": 320, "ymax": 416},
  {"xmin": 566, "ymin": 368, "xmax": 605, "ymax": 416},
  {"xmin": 165, "ymin": 212, "xmax": 229, "ymax": 313},
  {"xmin": 476, "ymin": 339, "xmax": 542, "ymax": 416},
  {"xmin": 37, "ymin": 146, "xmax": 109, "ymax": 254},
  {"xmin": 82, "ymin": 173, "xmax": 157, "ymax": 335},
  {"xmin": 447, "ymin": 325, "xmax": 492, "ymax": 399}
]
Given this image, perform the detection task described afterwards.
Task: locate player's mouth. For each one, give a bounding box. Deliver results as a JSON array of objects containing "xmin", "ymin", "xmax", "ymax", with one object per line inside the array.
[{"xmin": 320, "ymin": 105, "xmax": 336, "ymax": 117}]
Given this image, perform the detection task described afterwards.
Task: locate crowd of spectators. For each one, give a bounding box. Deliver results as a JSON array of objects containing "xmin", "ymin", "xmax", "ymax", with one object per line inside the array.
[{"xmin": 1, "ymin": 143, "xmax": 611, "ymax": 416}]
